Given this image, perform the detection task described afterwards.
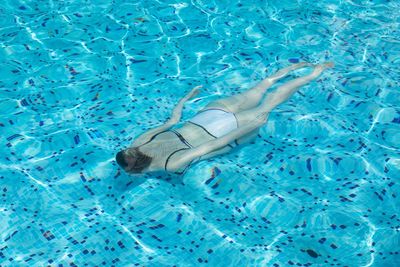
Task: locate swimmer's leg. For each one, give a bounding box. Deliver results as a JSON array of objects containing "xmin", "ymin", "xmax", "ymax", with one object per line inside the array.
[
  {"xmin": 235, "ymin": 62, "xmax": 334, "ymax": 126},
  {"xmin": 203, "ymin": 62, "xmax": 313, "ymax": 113}
]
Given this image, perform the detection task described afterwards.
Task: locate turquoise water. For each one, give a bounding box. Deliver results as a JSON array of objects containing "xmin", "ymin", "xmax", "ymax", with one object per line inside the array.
[{"xmin": 1, "ymin": 0, "xmax": 399, "ymax": 266}]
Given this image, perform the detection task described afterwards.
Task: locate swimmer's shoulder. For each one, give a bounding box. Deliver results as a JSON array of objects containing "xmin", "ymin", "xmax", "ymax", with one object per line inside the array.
[{"xmin": 174, "ymin": 122, "xmax": 215, "ymax": 148}]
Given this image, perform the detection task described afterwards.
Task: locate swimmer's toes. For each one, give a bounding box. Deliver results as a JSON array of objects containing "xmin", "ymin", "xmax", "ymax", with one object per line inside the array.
[
  {"xmin": 312, "ymin": 64, "xmax": 329, "ymax": 75},
  {"xmin": 313, "ymin": 62, "xmax": 334, "ymax": 73},
  {"xmin": 297, "ymin": 62, "xmax": 313, "ymax": 67}
]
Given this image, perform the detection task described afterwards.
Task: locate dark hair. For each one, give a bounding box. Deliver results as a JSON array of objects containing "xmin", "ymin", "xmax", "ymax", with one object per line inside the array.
[
  {"xmin": 129, "ymin": 147, "xmax": 152, "ymax": 173},
  {"xmin": 116, "ymin": 151, "xmax": 127, "ymax": 167}
]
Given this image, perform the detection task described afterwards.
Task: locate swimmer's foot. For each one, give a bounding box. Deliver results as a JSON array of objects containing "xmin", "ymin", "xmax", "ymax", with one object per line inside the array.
[
  {"xmin": 293, "ymin": 62, "xmax": 313, "ymax": 68},
  {"xmin": 269, "ymin": 61, "xmax": 313, "ymax": 81},
  {"xmin": 305, "ymin": 62, "xmax": 334, "ymax": 79},
  {"xmin": 321, "ymin": 62, "xmax": 334, "ymax": 69}
]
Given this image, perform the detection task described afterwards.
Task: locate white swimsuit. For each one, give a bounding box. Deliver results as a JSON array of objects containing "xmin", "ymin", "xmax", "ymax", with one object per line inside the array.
[
  {"xmin": 189, "ymin": 108, "xmax": 238, "ymax": 138},
  {"xmin": 147, "ymin": 109, "xmax": 238, "ymax": 174}
]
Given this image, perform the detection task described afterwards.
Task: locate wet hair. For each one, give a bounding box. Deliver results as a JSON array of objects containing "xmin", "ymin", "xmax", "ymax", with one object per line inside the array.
[
  {"xmin": 116, "ymin": 151, "xmax": 127, "ymax": 168},
  {"xmin": 126, "ymin": 147, "xmax": 152, "ymax": 173}
]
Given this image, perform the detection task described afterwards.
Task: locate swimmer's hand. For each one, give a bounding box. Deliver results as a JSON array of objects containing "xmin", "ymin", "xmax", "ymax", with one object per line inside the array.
[
  {"xmin": 132, "ymin": 85, "xmax": 202, "ymax": 146},
  {"xmin": 169, "ymin": 85, "xmax": 202, "ymax": 120},
  {"xmin": 186, "ymin": 85, "xmax": 202, "ymax": 100}
]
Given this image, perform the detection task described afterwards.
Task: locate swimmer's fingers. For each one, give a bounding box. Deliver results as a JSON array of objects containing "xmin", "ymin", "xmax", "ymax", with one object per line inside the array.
[
  {"xmin": 169, "ymin": 86, "xmax": 203, "ymax": 123},
  {"xmin": 186, "ymin": 85, "xmax": 202, "ymax": 100}
]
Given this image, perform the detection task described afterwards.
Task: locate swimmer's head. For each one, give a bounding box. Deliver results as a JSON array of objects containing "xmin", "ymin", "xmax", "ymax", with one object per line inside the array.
[{"xmin": 116, "ymin": 147, "xmax": 152, "ymax": 174}]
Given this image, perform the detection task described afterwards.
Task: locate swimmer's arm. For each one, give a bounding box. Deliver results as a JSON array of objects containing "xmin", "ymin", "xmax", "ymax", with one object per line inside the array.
[
  {"xmin": 133, "ymin": 86, "xmax": 202, "ymax": 146},
  {"xmin": 167, "ymin": 114, "xmax": 268, "ymax": 172}
]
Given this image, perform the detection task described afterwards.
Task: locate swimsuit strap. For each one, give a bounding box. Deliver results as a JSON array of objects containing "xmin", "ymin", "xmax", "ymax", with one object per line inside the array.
[
  {"xmin": 164, "ymin": 148, "xmax": 193, "ymax": 174},
  {"xmin": 137, "ymin": 129, "xmax": 194, "ymax": 174},
  {"xmin": 170, "ymin": 129, "xmax": 193, "ymax": 148},
  {"xmin": 164, "ymin": 130, "xmax": 194, "ymax": 174},
  {"xmin": 137, "ymin": 130, "xmax": 170, "ymax": 148},
  {"xmin": 187, "ymin": 121, "xmax": 237, "ymax": 148}
]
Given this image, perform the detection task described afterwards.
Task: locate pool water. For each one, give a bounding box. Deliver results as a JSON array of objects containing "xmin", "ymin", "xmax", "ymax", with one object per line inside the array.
[{"xmin": 1, "ymin": 0, "xmax": 399, "ymax": 266}]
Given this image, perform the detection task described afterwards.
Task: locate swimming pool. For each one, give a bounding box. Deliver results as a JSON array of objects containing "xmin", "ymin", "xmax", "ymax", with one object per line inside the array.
[{"xmin": 1, "ymin": 0, "xmax": 399, "ymax": 266}]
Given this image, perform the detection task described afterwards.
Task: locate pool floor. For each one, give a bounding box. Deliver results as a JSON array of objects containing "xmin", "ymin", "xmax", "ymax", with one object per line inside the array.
[{"xmin": 0, "ymin": 0, "xmax": 399, "ymax": 266}]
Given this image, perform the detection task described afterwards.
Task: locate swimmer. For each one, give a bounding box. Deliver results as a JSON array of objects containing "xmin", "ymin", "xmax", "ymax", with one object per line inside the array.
[{"xmin": 116, "ymin": 62, "xmax": 334, "ymax": 175}]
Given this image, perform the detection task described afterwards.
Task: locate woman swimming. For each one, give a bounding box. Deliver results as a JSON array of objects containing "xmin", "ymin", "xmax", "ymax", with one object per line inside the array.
[{"xmin": 116, "ymin": 62, "xmax": 333, "ymax": 175}]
